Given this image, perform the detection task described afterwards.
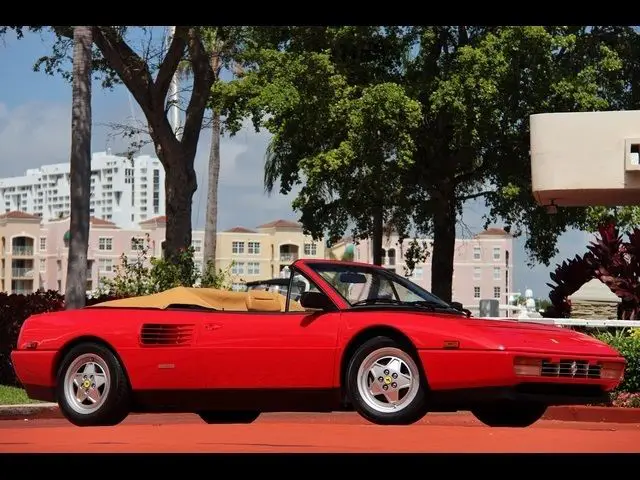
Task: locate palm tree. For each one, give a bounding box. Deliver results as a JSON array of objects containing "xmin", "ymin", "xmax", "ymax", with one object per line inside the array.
[
  {"xmin": 65, "ymin": 26, "xmax": 93, "ymax": 309},
  {"xmin": 176, "ymin": 27, "xmax": 246, "ymax": 271}
]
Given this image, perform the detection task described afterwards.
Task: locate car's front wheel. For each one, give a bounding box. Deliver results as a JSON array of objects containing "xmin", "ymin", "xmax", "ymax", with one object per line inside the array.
[
  {"xmin": 471, "ymin": 401, "xmax": 548, "ymax": 427},
  {"xmin": 346, "ymin": 336, "xmax": 429, "ymax": 425},
  {"xmin": 56, "ymin": 342, "xmax": 131, "ymax": 427},
  {"xmin": 197, "ymin": 411, "xmax": 261, "ymax": 424}
]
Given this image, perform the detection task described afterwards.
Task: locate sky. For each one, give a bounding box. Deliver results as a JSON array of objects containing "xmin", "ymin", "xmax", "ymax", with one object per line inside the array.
[{"xmin": 0, "ymin": 29, "xmax": 595, "ymax": 300}]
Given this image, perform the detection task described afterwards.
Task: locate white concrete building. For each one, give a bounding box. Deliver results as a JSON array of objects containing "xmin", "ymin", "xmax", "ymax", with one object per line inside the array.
[{"xmin": 0, "ymin": 150, "xmax": 165, "ymax": 228}]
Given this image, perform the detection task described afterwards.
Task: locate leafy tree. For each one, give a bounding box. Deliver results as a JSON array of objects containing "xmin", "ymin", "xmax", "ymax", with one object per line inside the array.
[
  {"xmin": 9, "ymin": 26, "xmax": 218, "ymax": 261},
  {"xmin": 224, "ymin": 28, "xmax": 421, "ymax": 266},
  {"xmin": 228, "ymin": 26, "xmax": 636, "ymax": 303},
  {"xmin": 65, "ymin": 26, "xmax": 93, "ymax": 310}
]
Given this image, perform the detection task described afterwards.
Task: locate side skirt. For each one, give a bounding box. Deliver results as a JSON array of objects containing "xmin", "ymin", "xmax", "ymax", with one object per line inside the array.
[{"xmin": 131, "ymin": 388, "xmax": 345, "ymax": 413}]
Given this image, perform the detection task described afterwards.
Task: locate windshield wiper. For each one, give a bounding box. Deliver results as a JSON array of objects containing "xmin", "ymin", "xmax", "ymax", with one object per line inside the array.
[
  {"xmin": 351, "ymin": 298, "xmax": 404, "ymax": 306},
  {"xmin": 406, "ymin": 300, "xmax": 462, "ymax": 313}
]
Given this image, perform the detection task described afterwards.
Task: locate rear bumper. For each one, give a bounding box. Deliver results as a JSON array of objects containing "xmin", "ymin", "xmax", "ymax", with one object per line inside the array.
[{"xmin": 10, "ymin": 350, "xmax": 57, "ymax": 402}]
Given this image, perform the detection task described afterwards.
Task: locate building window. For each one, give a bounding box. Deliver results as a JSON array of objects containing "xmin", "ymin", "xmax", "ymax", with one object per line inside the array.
[
  {"xmin": 39, "ymin": 258, "xmax": 46, "ymax": 272},
  {"xmin": 494, "ymin": 286, "xmax": 501, "ymax": 299},
  {"xmin": 474, "ymin": 286, "xmax": 480, "ymax": 299},
  {"xmin": 98, "ymin": 258, "xmax": 113, "ymax": 272},
  {"xmin": 304, "ymin": 242, "xmax": 317, "ymax": 256},
  {"xmin": 493, "ymin": 247, "xmax": 501, "ymax": 261},
  {"xmin": 131, "ymin": 237, "xmax": 145, "ymax": 251},
  {"xmin": 232, "ymin": 262, "xmax": 245, "ymax": 275},
  {"xmin": 473, "ymin": 267, "xmax": 481, "ymax": 280},
  {"xmin": 248, "ymin": 242, "xmax": 260, "ymax": 255},
  {"xmin": 473, "ymin": 246, "xmax": 481, "ymax": 260},
  {"xmin": 247, "ymin": 261, "xmax": 260, "ymax": 275},
  {"xmin": 232, "ymin": 241, "xmax": 244, "ymax": 254},
  {"xmin": 39, "ymin": 237, "xmax": 47, "ymax": 251},
  {"xmin": 192, "ymin": 239, "xmax": 202, "ymax": 253},
  {"xmin": 493, "ymin": 267, "xmax": 500, "ymax": 281},
  {"xmin": 98, "ymin": 237, "xmax": 112, "ymax": 251}
]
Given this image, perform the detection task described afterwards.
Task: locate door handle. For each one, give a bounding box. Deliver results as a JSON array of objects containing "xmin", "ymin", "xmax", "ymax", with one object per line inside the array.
[{"xmin": 204, "ymin": 323, "xmax": 222, "ymax": 331}]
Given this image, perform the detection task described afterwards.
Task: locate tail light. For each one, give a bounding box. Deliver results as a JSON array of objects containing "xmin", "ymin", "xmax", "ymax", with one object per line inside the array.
[{"xmin": 514, "ymin": 357, "xmax": 542, "ymax": 376}]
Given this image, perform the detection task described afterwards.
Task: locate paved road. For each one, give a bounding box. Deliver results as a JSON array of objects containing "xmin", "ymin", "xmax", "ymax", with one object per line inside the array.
[{"xmin": 1, "ymin": 411, "xmax": 639, "ymax": 453}]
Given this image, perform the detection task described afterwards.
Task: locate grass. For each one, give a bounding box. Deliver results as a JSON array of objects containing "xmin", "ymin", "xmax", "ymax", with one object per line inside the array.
[{"xmin": 0, "ymin": 384, "xmax": 42, "ymax": 405}]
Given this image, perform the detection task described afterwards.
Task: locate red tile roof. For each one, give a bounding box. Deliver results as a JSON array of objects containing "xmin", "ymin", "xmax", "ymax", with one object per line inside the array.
[
  {"xmin": 89, "ymin": 216, "xmax": 117, "ymax": 227},
  {"xmin": 256, "ymin": 219, "xmax": 301, "ymax": 229},
  {"xmin": 475, "ymin": 227, "xmax": 512, "ymax": 237},
  {"xmin": 0, "ymin": 211, "xmax": 41, "ymax": 220},
  {"xmin": 225, "ymin": 226, "xmax": 257, "ymax": 233},
  {"xmin": 139, "ymin": 215, "xmax": 167, "ymax": 225}
]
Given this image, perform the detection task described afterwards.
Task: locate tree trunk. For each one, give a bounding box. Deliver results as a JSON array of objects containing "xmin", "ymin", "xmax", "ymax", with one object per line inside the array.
[
  {"xmin": 431, "ymin": 192, "xmax": 457, "ymax": 304},
  {"xmin": 371, "ymin": 206, "xmax": 384, "ymax": 266},
  {"xmin": 65, "ymin": 26, "xmax": 93, "ymax": 310},
  {"xmin": 161, "ymin": 153, "xmax": 198, "ymax": 263},
  {"xmin": 203, "ymin": 110, "xmax": 221, "ymax": 269}
]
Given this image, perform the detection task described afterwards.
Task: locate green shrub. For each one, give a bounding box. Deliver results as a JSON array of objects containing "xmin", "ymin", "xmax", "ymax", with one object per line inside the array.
[
  {"xmin": 98, "ymin": 234, "xmax": 238, "ymax": 297},
  {"xmin": 594, "ymin": 330, "xmax": 640, "ymax": 394}
]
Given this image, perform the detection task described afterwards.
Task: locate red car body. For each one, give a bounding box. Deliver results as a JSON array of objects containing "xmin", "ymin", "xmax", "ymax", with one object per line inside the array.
[{"xmin": 11, "ymin": 258, "xmax": 626, "ymax": 427}]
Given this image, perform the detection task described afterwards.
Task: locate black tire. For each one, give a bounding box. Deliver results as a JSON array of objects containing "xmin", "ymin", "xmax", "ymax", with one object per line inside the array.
[
  {"xmin": 197, "ymin": 411, "xmax": 261, "ymax": 424},
  {"xmin": 471, "ymin": 401, "xmax": 548, "ymax": 427},
  {"xmin": 56, "ymin": 342, "xmax": 131, "ymax": 427},
  {"xmin": 346, "ymin": 336, "xmax": 429, "ymax": 425}
]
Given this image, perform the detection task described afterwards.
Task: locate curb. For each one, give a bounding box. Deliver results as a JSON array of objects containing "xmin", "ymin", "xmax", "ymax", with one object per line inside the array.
[
  {"xmin": 543, "ymin": 405, "xmax": 640, "ymax": 424},
  {"xmin": 0, "ymin": 403, "xmax": 61, "ymax": 420},
  {"xmin": 1, "ymin": 404, "xmax": 640, "ymax": 423}
]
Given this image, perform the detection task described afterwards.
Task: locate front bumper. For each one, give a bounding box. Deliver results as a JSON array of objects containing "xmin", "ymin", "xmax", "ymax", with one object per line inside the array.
[{"xmin": 418, "ymin": 349, "xmax": 625, "ymax": 392}]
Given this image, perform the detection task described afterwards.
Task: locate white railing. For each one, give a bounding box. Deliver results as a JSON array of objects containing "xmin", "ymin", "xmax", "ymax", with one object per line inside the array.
[{"xmin": 463, "ymin": 303, "xmax": 640, "ymax": 328}]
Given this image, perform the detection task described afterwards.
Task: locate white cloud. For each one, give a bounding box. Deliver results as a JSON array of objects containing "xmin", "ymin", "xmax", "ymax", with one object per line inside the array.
[{"xmin": 0, "ymin": 101, "xmax": 72, "ymax": 175}]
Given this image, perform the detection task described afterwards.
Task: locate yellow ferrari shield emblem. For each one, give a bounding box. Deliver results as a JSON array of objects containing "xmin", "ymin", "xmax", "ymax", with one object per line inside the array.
[
  {"xmin": 384, "ymin": 376, "xmax": 392, "ymax": 385},
  {"xmin": 83, "ymin": 380, "xmax": 91, "ymax": 389}
]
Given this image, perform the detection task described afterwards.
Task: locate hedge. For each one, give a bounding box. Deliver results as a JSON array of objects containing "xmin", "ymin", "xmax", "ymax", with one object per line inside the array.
[
  {"xmin": 0, "ymin": 291, "xmax": 120, "ymax": 387},
  {"xmin": 1, "ymin": 294, "xmax": 640, "ymax": 395},
  {"xmin": 594, "ymin": 330, "xmax": 640, "ymax": 395}
]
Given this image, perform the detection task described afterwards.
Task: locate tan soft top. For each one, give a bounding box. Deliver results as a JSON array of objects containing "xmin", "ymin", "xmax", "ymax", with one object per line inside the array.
[{"xmin": 89, "ymin": 286, "xmax": 306, "ymax": 312}]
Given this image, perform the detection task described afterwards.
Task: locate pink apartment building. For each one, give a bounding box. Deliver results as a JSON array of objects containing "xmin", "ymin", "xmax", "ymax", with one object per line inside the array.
[
  {"xmin": 0, "ymin": 212, "xmax": 170, "ymax": 294},
  {"xmin": 0, "ymin": 209, "xmax": 513, "ymax": 306},
  {"xmin": 335, "ymin": 228, "xmax": 514, "ymax": 307}
]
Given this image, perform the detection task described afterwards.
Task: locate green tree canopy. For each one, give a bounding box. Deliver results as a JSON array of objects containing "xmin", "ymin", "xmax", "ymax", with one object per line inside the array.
[{"xmin": 225, "ymin": 26, "xmax": 639, "ymax": 303}]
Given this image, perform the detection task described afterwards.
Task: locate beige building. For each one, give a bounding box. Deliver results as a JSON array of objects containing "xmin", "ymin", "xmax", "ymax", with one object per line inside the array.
[
  {"xmin": 213, "ymin": 219, "xmax": 327, "ymax": 281},
  {"xmin": 531, "ymin": 110, "xmax": 640, "ymax": 208},
  {"xmin": 0, "ymin": 214, "xmax": 327, "ymax": 295}
]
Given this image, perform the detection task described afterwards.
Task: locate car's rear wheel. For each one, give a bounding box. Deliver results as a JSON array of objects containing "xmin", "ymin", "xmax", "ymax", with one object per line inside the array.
[
  {"xmin": 471, "ymin": 401, "xmax": 547, "ymax": 427},
  {"xmin": 197, "ymin": 411, "xmax": 261, "ymax": 424},
  {"xmin": 346, "ymin": 336, "xmax": 429, "ymax": 425},
  {"xmin": 56, "ymin": 342, "xmax": 131, "ymax": 427}
]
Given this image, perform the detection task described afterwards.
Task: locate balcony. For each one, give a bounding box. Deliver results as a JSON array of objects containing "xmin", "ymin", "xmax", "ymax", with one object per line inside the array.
[
  {"xmin": 12, "ymin": 236, "xmax": 35, "ymax": 257},
  {"xmin": 12, "ymin": 246, "xmax": 34, "ymax": 256},
  {"xmin": 12, "ymin": 267, "xmax": 34, "ymax": 279}
]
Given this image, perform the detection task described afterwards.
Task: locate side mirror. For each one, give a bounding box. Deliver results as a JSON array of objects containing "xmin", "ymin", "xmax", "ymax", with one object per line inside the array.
[
  {"xmin": 299, "ymin": 291, "xmax": 333, "ymax": 311},
  {"xmin": 450, "ymin": 301, "xmax": 472, "ymax": 317}
]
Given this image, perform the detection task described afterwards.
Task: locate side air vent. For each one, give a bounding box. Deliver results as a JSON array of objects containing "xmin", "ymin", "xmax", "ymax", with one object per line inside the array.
[{"xmin": 140, "ymin": 324, "xmax": 195, "ymax": 346}]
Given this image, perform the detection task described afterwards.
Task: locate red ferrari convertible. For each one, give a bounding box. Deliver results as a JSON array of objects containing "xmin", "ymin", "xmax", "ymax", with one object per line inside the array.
[{"xmin": 11, "ymin": 259, "xmax": 625, "ymax": 428}]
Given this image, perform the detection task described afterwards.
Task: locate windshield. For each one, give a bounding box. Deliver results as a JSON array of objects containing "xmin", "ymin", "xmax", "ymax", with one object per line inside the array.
[{"xmin": 305, "ymin": 262, "xmax": 458, "ymax": 312}]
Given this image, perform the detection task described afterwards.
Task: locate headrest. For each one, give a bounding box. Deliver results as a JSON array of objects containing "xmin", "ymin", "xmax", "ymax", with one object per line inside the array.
[{"xmin": 245, "ymin": 290, "xmax": 282, "ymax": 312}]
